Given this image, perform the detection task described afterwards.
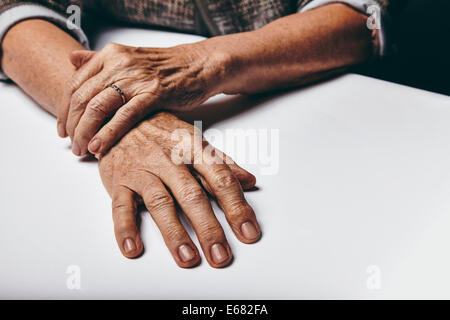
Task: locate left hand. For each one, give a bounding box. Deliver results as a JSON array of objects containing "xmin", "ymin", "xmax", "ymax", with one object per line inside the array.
[
  {"xmin": 57, "ymin": 42, "xmax": 229, "ymax": 156},
  {"xmin": 99, "ymin": 112, "xmax": 260, "ymax": 268}
]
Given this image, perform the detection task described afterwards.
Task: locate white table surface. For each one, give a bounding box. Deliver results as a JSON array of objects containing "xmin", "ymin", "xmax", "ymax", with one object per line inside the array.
[{"xmin": 1, "ymin": 26, "xmax": 450, "ymax": 299}]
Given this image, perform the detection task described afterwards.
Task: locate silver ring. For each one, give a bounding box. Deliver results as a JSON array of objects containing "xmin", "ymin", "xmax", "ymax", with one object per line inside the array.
[{"xmin": 108, "ymin": 84, "xmax": 127, "ymax": 105}]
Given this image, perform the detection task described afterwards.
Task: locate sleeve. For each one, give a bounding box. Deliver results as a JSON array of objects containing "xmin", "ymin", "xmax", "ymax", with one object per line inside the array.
[
  {"xmin": 298, "ymin": 0, "xmax": 393, "ymax": 58},
  {"xmin": 0, "ymin": 1, "xmax": 90, "ymax": 81}
]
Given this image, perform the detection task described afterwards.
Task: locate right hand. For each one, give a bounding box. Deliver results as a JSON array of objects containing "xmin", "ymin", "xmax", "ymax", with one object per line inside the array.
[
  {"xmin": 58, "ymin": 41, "xmax": 230, "ymax": 157},
  {"xmin": 98, "ymin": 112, "xmax": 260, "ymax": 268}
]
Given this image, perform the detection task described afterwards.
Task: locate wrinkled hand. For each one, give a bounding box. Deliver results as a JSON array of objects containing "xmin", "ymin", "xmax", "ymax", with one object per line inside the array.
[
  {"xmin": 58, "ymin": 42, "xmax": 228, "ymax": 157},
  {"xmin": 99, "ymin": 112, "xmax": 260, "ymax": 268}
]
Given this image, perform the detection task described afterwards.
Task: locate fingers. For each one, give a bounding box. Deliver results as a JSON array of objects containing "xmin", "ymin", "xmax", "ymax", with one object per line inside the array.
[
  {"xmin": 192, "ymin": 171, "xmax": 214, "ymax": 195},
  {"xmin": 137, "ymin": 173, "xmax": 200, "ymax": 268},
  {"xmin": 87, "ymin": 94, "xmax": 155, "ymax": 155},
  {"xmin": 195, "ymin": 162, "xmax": 261, "ymax": 244},
  {"xmin": 66, "ymin": 72, "xmax": 110, "ymax": 147},
  {"xmin": 156, "ymin": 164, "xmax": 232, "ymax": 268},
  {"xmin": 57, "ymin": 52, "xmax": 103, "ymax": 138},
  {"xmin": 228, "ymin": 164, "xmax": 256, "ymax": 190},
  {"xmin": 71, "ymin": 84, "xmax": 124, "ymax": 156},
  {"xmin": 111, "ymin": 185, "xmax": 143, "ymax": 258},
  {"xmin": 194, "ymin": 161, "xmax": 256, "ymax": 192},
  {"xmin": 216, "ymin": 150, "xmax": 257, "ymax": 190}
]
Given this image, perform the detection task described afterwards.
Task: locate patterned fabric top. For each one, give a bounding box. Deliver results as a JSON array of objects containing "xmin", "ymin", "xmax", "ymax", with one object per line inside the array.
[
  {"xmin": 0, "ymin": 0, "xmax": 200, "ymax": 33},
  {"xmin": 91, "ymin": 0, "xmax": 198, "ymax": 33},
  {"xmin": 0, "ymin": 0, "xmax": 396, "ymax": 36}
]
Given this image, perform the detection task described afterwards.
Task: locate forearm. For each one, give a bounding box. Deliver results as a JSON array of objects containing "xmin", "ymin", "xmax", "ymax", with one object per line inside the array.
[
  {"xmin": 204, "ymin": 3, "xmax": 375, "ymax": 94},
  {"xmin": 1, "ymin": 19, "xmax": 84, "ymax": 116}
]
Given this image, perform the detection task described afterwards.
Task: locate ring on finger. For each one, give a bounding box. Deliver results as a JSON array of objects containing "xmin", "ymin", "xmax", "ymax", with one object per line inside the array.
[{"xmin": 107, "ymin": 83, "xmax": 127, "ymax": 105}]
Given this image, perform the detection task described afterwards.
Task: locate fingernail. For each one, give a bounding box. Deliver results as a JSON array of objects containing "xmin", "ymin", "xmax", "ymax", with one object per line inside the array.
[
  {"xmin": 89, "ymin": 138, "xmax": 101, "ymax": 153},
  {"xmin": 241, "ymin": 221, "xmax": 259, "ymax": 240},
  {"xmin": 57, "ymin": 122, "xmax": 66, "ymax": 137},
  {"xmin": 72, "ymin": 141, "xmax": 81, "ymax": 156},
  {"xmin": 210, "ymin": 243, "xmax": 228, "ymax": 264},
  {"xmin": 178, "ymin": 244, "xmax": 196, "ymax": 262},
  {"xmin": 124, "ymin": 238, "xmax": 136, "ymax": 254}
]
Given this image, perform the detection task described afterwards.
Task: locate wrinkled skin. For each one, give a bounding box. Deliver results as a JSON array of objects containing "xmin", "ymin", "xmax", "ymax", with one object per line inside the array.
[
  {"xmin": 1, "ymin": 5, "xmax": 374, "ymax": 268},
  {"xmin": 57, "ymin": 4, "xmax": 373, "ymax": 160},
  {"xmin": 58, "ymin": 42, "xmax": 227, "ymax": 157},
  {"xmin": 99, "ymin": 112, "xmax": 260, "ymax": 268}
]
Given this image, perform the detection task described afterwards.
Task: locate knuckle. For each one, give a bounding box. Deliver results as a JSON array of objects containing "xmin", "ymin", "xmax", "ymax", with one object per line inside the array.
[
  {"xmin": 165, "ymin": 226, "xmax": 186, "ymax": 243},
  {"xmin": 70, "ymin": 90, "xmax": 85, "ymax": 109},
  {"xmin": 227, "ymin": 203, "xmax": 253, "ymax": 223},
  {"xmin": 112, "ymin": 200, "xmax": 127, "ymax": 210},
  {"xmin": 104, "ymin": 42, "xmax": 119, "ymax": 52},
  {"xmin": 213, "ymin": 169, "xmax": 236, "ymax": 192},
  {"xmin": 117, "ymin": 55, "xmax": 133, "ymax": 67},
  {"xmin": 66, "ymin": 77, "xmax": 80, "ymax": 93},
  {"xmin": 179, "ymin": 185, "xmax": 205, "ymax": 204},
  {"xmin": 146, "ymin": 190, "xmax": 174, "ymax": 213},
  {"xmin": 112, "ymin": 200, "xmax": 133, "ymax": 215},
  {"xmin": 88, "ymin": 99, "xmax": 109, "ymax": 119},
  {"xmin": 114, "ymin": 221, "xmax": 135, "ymax": 235},
  {"xmin": 112, "ymin": 211, "xmax": 135, "ymax": 232},
  {"xmin": 117, "ymin": 107, "xmax": 140, "ymax": 125},
  {"xmin": 197, "ymin": 224, "xmax": 223, "ymax": 243}
]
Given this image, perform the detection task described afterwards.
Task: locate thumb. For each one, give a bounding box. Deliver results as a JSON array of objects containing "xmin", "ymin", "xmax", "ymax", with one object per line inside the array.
[{"xmin": 69, "ymin": 50, "xmax": 97, "ymax": 69}]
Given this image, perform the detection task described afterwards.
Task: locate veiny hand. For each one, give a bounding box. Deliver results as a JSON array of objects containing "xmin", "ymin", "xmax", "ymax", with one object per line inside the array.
[
  {"xmin": 99, "ymin": 112, "xmax": 260, "ymax": 268},
  {"xmin": 58, "ymin": 41, "xmax": 229, "ymax": 157}
]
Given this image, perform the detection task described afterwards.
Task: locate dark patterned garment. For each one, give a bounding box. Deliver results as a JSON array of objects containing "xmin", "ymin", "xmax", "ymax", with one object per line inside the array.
[
  {"xmin": 0, "ymin": 0, "xmax": 401, "ymax": 80},
  {"xmin": 0, "ymin": 0, "xmax": 397, "ymax": 36}
]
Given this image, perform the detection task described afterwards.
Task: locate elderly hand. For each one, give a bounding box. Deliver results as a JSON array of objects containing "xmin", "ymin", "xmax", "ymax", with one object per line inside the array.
[
  {"xmin": 57, "ymin": 41, "xmax": 230, "ymax": 157},
  {"xmin": 99, "ymin": 112, "xmax": 260, "ymax": 268}
]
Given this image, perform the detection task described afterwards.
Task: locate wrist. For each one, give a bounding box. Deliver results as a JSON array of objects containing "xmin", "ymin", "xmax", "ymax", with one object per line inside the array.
[{"xmin": 198, "ymin": 33, "xmax": 254, "ymax": 95}]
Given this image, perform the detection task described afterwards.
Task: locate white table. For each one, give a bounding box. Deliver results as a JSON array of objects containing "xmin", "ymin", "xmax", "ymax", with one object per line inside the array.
[{"xmin": 1, "ymin": 26, "xmax": 450, "ymax": 299}]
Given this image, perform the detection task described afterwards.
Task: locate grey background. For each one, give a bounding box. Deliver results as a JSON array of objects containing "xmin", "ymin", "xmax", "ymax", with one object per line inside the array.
[{"xmin": 1, "ymin": 27, "xmax": 450, "ymax": 299}]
